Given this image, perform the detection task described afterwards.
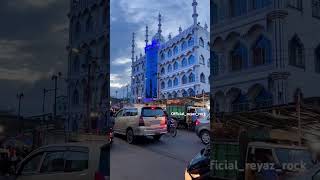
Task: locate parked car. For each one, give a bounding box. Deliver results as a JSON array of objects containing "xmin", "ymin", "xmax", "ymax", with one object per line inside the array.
[
  {"xmin": 14, "ymin": 142, "xmax": 110, "ymax": 180},
  {"xmin": 185, "ymin": 145, "xmax": 210, "ymax": 180},
  {"xmin": 113, "ymin": 106, "xmax": 167, "ymax": 144},
  {"xmin": 195, "ymin": 114, "xmax": 210, "ymax": 145}
]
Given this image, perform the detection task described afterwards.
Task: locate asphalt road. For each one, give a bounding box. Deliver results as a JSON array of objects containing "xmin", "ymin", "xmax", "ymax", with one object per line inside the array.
[{"xmin": 110, "ymin": 130, "xmax": 205, "ymax": 180}]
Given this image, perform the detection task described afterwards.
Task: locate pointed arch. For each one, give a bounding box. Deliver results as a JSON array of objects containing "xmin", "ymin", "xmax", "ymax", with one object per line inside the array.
[
  {"xmin": 289, "ymin": 35, "xmax": 305, "ymax": 68},
  {"xmin": 182, "ymin": 75, "xmax": 188, "ymax": 84},
  {"xmin": 252, "ymin": 35, "xmax": 272, "ymax": 66},
  {"xmin": 230, "ymin": 42, "xmax": 248, "ymax": 71},
  {"xmin": 188, "ymin": 73, "xmax": 195, "ymax": 83},
  {"xmin": 315, "ymin": 44, "xmax": 320, "ymax": 73},
  {"xmin": 200, "ymin": 73, "xmax": 206, "ymax": 83}
]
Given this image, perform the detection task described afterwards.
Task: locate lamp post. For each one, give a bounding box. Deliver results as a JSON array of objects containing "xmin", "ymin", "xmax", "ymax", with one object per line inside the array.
[
  {"xmin": 17, "ymin": 92, "xmax": 24, "ymax": 131},
  {"xmin": 115, "ymin": 90, "xmax": 118, "ymax": 99},
  {"xmin": 126, "ymin": 84, "xmax": 129, "ymax": 103}
]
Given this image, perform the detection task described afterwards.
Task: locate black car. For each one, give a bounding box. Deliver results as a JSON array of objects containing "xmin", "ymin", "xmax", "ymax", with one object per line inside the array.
[{"xmin": 185, "ymin": 146, "xmax": 211, "ymax": 180}]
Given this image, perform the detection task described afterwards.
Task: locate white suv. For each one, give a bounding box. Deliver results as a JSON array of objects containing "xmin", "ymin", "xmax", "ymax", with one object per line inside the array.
[{"xmin": 113, "ymin": 106, "xmax": 167, "ymax": 143}]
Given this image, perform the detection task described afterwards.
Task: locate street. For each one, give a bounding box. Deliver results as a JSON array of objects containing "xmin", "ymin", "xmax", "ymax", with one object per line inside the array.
[{"xmin": 111, "ymin": 130, "xmax": 205, "ymax": 180}]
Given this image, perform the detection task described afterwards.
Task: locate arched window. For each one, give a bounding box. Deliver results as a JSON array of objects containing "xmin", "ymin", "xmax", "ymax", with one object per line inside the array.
[
  {"xmin": 230, "ymin": 42, "xmax": 248, "ymax": 72},
  {"xmin": 181, "ymin": 41, "xmax": 187, "ymax": 50},
  {"xmin": 168, "ymin": 93, "xmax": 172, "ymax": 99},
  {"xmin": 182, "ymin": 75, "xmax": 188, "ymax": 84},
  {"xmin": 168, "ymin": 80, "xmax": 172, "ymax": 88},
  {"xmin": 313, "ymin": 0, "xmax": 320, "ymax": 18},
  {"xmin": 160, "ymin": 67, "xmax": 165, "ymax": 75},
  {"xmin": 252, "ymin": 35, "xmax": 272, "ymax": 66},
  {"xmin": 173, "ymin": 46, "xmax": 179, "ymax": 55},
  {"xmin": 315, "ymin": 45, "xmax": 320, "ymax": 73},
  {"xmin": 103, "ymin": 6, "xmax": 107, "ymax": 25},
  {"xmin": 289, "ymin": 35, "xmax": 305, "ymax": 68},
  {"xmin": 161, "ymin": 53, "xmax": 165, "ymax": 60},
  {"xmin": 207, "ymin": 59, "xmax": 210, "ymax": 68},
  {"xmin": 182, "ymin": 90, "xmax": 188, "ymax": 97},
  {"xmin": 86, "ymin": 16, "xmax": 93, "ymax": 32},
  {"xmin": 287, "ymin": 0, "xmax": 302, "ymax": 10},
  {"xmin": 174, "ymin": 77, "xmax": 179, "ymax": 86},
  {"xmin": 75, "ymin": 21, "xmax": 81, "ymax": 39},
  {"xmin": 167, "ymin": 49, "xmax": 172, "ymax": 57},
  {"xmin": 188, "ymin": 55, "xmax": 195, "ymax": 65},
  {"xmin": 188, "ymin": 88, "xmax": 195, "ymax": 96},
  {"xmin": 174, "ymin": 61, "xmax": 179, "ymax": 70},
  {"xmin": 161, "ymin": 81, "xmax": 165, "ymax": 89},
  {"xmin": 188, "ymin": 37, "xmax": 194, "ymax": 46},
  {"xmin": 101, "ymin": 43, "xmax": 108, "ymax": 62},
  {"xmin": 212, "ymin": 3, "xmax": 218, "ymax": 24},
  {"xmin": 199, "ymin": 38, "xmax": 204, "ymax": 47},
  {"xmin": 200, "ymin": 73, "xmax": 206, "ymax": 83},
  {"xmin": 189, "ymin": 73, "xmax": 195, "ymax": 83},
  {"xmin": 173, "ymin": 91, "xmax": 177, "ymax": 98},
  {"xmin": 230, "ymin": 0, "xmax": 247, "ymax": 17},
  {"xmin": 72, "ymin": 90, "xmax": 79, "ymax": 105},
  {"xmin": 85, "ymin": 50, "xmax": 92, "ymax": 66},
  {"xmin": 167, "ymin": 64, "xmax": 172, "ymax": 72},
  {"xmin": 199, "ymin": 55, "xmax": 205, "ymax": 65},
  {"xmin": 182, "ymin": 58, "xmax": 188, "ymax": 67},
  {"xmin": 73, "ymin": 56, "xmax": 80, "ymax": 73},
  {"xmin": 212, "ymin": 52, "xmax": 219, "ymax": 75}
]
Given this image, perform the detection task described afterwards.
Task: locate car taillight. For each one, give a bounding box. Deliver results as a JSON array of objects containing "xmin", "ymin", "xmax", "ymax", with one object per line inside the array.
[
  {"xmin": 164, "ymin": 116, "xmax": 167, "ymax": 124},
  {"xmin": 95, "ymin": 172, "xmax": 105, "ymax": 180},
  {"xmin": 195, "ymin": 119, "xmax": 200, "ymax": 126},
  {"xmin": 139, "ymin": 116, "xmax": 145, "ymax": 126}
]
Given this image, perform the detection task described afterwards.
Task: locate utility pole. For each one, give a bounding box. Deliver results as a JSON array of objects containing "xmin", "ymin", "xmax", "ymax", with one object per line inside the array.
[
  {"xmin": 42, "ymin": 88, "xmax": 46, "ymax": 125},
  {"xmin": 17, "ymin": 93, "xmax": 24, "ymax": 132},
  {"xmin": 52, "ymin": 75, "xmax": 58, "ymax": 121},
  {"xmin": 126, "ymin": 84, "xmax": 129, "ymax": 103}
]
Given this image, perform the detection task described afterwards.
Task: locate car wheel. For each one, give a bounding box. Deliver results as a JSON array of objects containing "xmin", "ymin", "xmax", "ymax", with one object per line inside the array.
[
  {"xmin": 200, "ymin": 130, "xmax": 210, "ymax": 145},
  {"xmin": 153, "ymin": 135, "xmax": 162, "ymax": 141},
  {"xmin": 126, "ymin": 129, "xmax": 135, "ymax": 144}
]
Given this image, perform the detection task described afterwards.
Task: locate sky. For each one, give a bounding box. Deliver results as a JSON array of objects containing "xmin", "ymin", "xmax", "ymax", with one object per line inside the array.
[
  {"xmin": 0, "ymin": 0, "xmax": 209, "ymax": 116},
  {"xmin": 0, "ymin": 0, "xmax": 69, "ymax": 116},
  {"xmin": 110, "ymin": 0, "xmax": 210, "ymax": 98}
]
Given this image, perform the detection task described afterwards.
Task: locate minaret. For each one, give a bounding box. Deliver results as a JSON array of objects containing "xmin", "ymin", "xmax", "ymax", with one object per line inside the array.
[
  {"xmin": 158, "ymin": 13, "xmax": 162, "ymax": 35},
  {"xmin": 192, "ymin": 0, "xmax": 198, "ymax": 25},
  {"xmin": 145, "ymin": 25, "xmax": 149, "ymax": 46},
  {"xmin": 179, "ymin": 26, "xmax": 182, "ymax": 34},
  {"xmin": 131, "ymin": 32, "xmax": 135, "ymax": 63}
]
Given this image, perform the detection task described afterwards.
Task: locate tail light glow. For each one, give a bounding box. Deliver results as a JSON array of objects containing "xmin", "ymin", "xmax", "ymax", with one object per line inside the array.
[
  {"xmin": 95, "ymin": 172, "xmax": 105, "ymax": 180},
  {"xmin": 195, "ymin": 119, "xmax": 201, "ymax": 126}
]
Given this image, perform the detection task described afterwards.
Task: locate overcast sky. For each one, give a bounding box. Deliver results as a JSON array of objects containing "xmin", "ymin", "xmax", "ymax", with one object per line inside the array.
[
  {"xmin": 0, "ymin": 0, "xmax": 69, "ymax": 116},
  {"xmin": 0, "ymin": 0, "xmax": 209, "ymax": 116},
  {"xmin": 110, "ymin": 0, "xmax": 209, "ymax": 97}
]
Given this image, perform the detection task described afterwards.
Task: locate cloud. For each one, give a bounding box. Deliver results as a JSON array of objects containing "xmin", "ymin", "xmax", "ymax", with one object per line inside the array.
[
  {"xmin": 115, "ymin": 0, "xmax": 209, "ymax": 54},
  {"xmin": 113, "ymin": 57, "xmax": 132, "ymax": 65},
  {"xmin": 0, "ymin": 68, "xmax": 44, "ymax": 83},
  {"xmin": 0, "ymin": 40, "xmax": 33, "ymax": 61},
  {"xmin": 8, "ymin": 0, "xmax": 58, "ymax": 9}
]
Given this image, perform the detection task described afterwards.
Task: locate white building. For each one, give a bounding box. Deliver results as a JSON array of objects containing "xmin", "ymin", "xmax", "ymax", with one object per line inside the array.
[
  {"xmin": 210, "ymin": 0, "xmax": 320, "ymax": 112},
  {"xmin": 131, "ymin": 33, "xmax": 146, "ymax": 103},
  {"xmin": 67, "ymin": 0, "xmax": 109, "ymax": 131},
  {"xmin": 130, "ymin": 0, "xmax": 210, "ymax": 102}
]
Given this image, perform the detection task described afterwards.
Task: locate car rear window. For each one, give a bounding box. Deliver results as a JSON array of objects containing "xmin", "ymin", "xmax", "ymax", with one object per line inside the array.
[
  {"xmin": 141, "ymin": 107, "xmax": 164, "ymax": 117},
  {"xmin": 64, "ymin": 151, "xmax": 88, "ymax": 172}
]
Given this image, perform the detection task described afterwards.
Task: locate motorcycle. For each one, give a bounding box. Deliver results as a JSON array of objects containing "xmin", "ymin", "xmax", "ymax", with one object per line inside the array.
[{"xmin": 167, "ymin": 117, "xmax": 177, "ymax": 137}]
